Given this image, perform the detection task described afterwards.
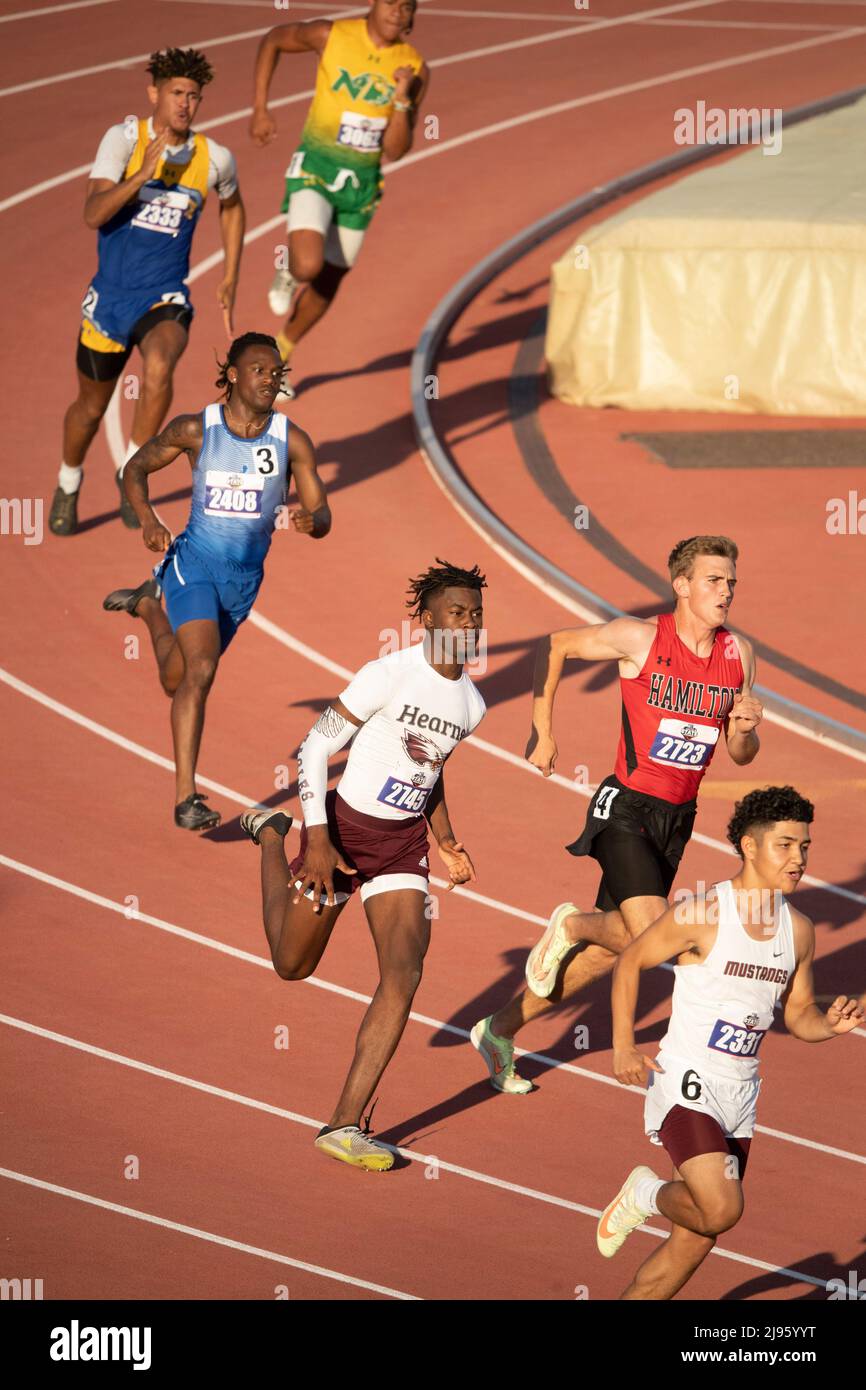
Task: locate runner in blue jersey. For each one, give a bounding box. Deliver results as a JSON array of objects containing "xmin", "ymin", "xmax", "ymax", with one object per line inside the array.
[
  {"xmin": 102, "ymin": 334, "xmax": 331, "ymax": 831},
  {"xmin": 51, "ymin": 47, "xmax": 245, "ymax": 537}
]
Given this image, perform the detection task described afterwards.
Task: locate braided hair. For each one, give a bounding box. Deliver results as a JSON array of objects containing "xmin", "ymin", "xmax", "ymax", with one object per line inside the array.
[
  {"xmin": 215, "ymin": 333, "xmax": 283, "ymax": 401},
  {"xmin": 147, "ymin": 48, "xmax": 214, "ymax": 88},
  {"xmin": 406, "ymin": 558, "xmax": 487, "ymax": 620}
]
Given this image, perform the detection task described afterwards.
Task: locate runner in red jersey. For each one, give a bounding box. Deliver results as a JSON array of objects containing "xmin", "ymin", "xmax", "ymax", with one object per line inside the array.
[{"xmin": 471, "ymin": 536, "xmax": 763, "ymax": 1096}]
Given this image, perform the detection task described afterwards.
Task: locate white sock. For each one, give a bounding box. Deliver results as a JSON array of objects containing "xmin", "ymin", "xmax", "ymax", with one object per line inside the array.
[
  {"xmin": 118, "ymin": 439, "xmax": 141, "ymax": 478},
  {"xmin": 58, "ymin": 462, "xmax": 83, "ymax": 495},
  {"xmin": 633, "ymin": 1173, "xmax": 665, "ymax": 1214}
]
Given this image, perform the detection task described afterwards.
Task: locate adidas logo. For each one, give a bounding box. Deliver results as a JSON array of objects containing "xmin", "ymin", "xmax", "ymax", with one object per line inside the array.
[{"xmin": 419, "ymin": 855, "xmax": 428, "ymax": 868}]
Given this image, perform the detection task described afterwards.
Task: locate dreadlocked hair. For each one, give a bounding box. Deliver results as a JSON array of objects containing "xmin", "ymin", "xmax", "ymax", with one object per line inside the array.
[
  {"xmin": 726, "ymin": 785, "xmax": 814, "ymax": 857},
  {"xmin": 406, "ymin": 558, "xmax": 487, "ymax": 619},
  {"xmin": 147, "ymin": 47, "xmax": 214, "ymax": 88},
  {"xmin": 215, "ymin": 333, "xmax": 283, "ymax": 401}
]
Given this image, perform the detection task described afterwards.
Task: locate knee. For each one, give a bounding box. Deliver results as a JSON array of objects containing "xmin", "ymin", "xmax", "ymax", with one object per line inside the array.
[
  {"xmin": 74, "ymin": 390, "xmax": 109, "ymax": 426},
  {"xmin": 141, "ymin": 352, "xmax": 174, "ymax": 394},
  {"xmin": 273, "ymin": 959, "xmax": 312, "ymax": 982},
  {"xmin": 182, "ymin": 655, "xmax": 218, "ymax": 692},
  {"xmin": 289, "ymin": 247, "xmax": 324, "ymax": 283},
  {"xmin": 696, "ymin": 1193, "xmax": 743, "ymax": 1236},
  {"xmin": 380, "ymin": 958, "xmax": 424, "ymax": 1000}
]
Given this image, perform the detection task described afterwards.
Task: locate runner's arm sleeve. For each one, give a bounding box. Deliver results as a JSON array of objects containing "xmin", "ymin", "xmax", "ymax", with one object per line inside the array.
[
  {"xmin": 89, "ymin": 123, "xmax": 136, "ymax": 182},
  {"xmin": 297, "ymin": 710, "xmax": 357, "ymax": 828},
  {"xmin": 296, "ymin": 660, "xmax": 392, "ymax": 827}
]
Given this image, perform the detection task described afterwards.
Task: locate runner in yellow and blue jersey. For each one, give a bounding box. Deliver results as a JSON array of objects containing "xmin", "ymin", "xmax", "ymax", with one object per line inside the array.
[
  {"xmin": 102, "ymin": 334, "xmax": 332, "ymax": 832},
  {"xmin": 51, "ymin": 49, "xmax": 245, "ymax": 538},
  {"xmin": 250, "ymin": 0, "xmax": 427, "ymax": 394}
]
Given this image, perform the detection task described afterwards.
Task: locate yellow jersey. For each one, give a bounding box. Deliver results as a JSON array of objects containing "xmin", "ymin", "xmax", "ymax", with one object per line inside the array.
[{"xmin": 299, "ymin": 18, "xmax": 424, "ymax": 170}]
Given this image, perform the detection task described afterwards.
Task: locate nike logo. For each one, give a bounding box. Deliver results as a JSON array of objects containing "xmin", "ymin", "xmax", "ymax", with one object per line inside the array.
[{"xmin": 483, "ymin": 1040, "xmax": 504, "ymax": 1074}]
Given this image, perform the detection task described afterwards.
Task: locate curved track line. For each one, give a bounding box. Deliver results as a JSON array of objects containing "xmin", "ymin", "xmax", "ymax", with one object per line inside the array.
[
  {"xmin": 4, "ymin": 853, "xmax": 865, "ymax": 1135},
  {"xmin": 0, "ymin": 1163, "xmax": 417, "ymax": 1299},
  {"xmin": 409, "ymin": 95, "xmax": 866, "ymax": 760},
  {"xmin": 0, "ymin": 0, "xmax": 116, "ymax": 20},
  {"xmin": 0, "ymin": 1015, "xmax": 836, "ymax": 1290}
]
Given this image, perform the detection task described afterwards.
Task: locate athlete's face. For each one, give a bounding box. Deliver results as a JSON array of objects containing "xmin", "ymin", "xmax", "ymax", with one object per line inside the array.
[
  {"xmin": 230, "ymin": 347, "xmax": 285, "ymax": 412},
  {"xmin": 370, "ymin": 0, "xmax": 417, "ymax": 42},
  {"xmin": 423, "ymin": 586, "xmax": 484, "ymax": 664},
  {"xmin": 149, "ymin": 78, "xmax": 203, "ymax": 138},
  {"xmin": 675, "ymin": 553, "xmax": 737, "ymax": 629},
  {"xmin": 744, "ymin": 821, "xmax": 811, "ymax": 894}
]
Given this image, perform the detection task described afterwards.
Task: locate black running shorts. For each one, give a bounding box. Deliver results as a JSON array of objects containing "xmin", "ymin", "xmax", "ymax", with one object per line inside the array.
[{"xmin": 566, "ymin": 774, "xmax": 697, "ymax": 912}]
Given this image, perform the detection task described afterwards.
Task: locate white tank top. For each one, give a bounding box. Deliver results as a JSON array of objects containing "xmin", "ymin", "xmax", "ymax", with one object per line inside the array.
[
  {"xmin": 660, "ymin": 879, "xmax": 797, "ymax": 1080},
  {"xmin": 336, "ymin": 641, "xmax": 486, "ymax": 820}
]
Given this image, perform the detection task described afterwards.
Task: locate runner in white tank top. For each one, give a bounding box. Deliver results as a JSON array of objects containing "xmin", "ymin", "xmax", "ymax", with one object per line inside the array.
[{"xmin": 596, "ymin": 787, "xmax": 863, "ymax": 1300}]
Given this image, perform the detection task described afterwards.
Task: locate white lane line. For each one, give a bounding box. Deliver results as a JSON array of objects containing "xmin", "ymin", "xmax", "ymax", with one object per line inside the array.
[
  {"xmin": 4, "ymin": 616, "xmax": 866, "ymax": 915},
  {"xmin": 7, "ymin": 5, "xmax": 855, "ymax": 213},
  {"xmin": 0, "ymin": 1013, "xmax": 834, "ymax": 1289},
  {"xmin": 166, "ymin": 0, "xmax": 850, "ymax": 28},
  {"xmin": 0, "ymin": 0, "xmax": 116, "ymax": 20},
  {"xmin": 0, "ymin": 26, "xmax": 271, "ymax": 99},
  {"xmin": 0, "ymin": 0, "xmax": 719, "ymax": 99},
  {"xmin": 0, "ymin": 672, "xmax": 542, "ymax": 924},
  {"xmin": 0, "ymin": 1162, "xmax": 417, "ymax": 1299},
  {"xmin": 2, "ymin": 854, "xmax": 864, "ymax": 1140}
]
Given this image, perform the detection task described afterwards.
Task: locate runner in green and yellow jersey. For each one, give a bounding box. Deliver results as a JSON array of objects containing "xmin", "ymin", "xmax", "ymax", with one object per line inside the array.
[{"xmin": 250, "ymin": 0, "xmax": 427, "ymax": 396}]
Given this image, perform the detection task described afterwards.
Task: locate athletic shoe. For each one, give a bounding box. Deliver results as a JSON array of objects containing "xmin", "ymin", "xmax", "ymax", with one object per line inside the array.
[
  {"xmin": 525, "ymin": 902, "xmax": 580, "ymax": 998},
  {"xmin": 268, "ymin": 267, "xmax": 296, "ymax": 317},
  {"xmin": 102, "ymin": 577, "xmax": 161, "ymax": 616},
  {"xmin": 49, "ymin": 486, "xmax": 79, "ymax": 537},
  {"xmin": 596, "ymin": 1165, "xmax": 659, "ymax": 1258},
  {"xmin": 175, "ymin": 793, "xmax": 221, "ymax": 831},
  {"xmin": 470, "ymin": 1015, "xmax": 532, "ymax": 1094},
  {"xmin": 239, "ymin": 808, "xmax": 293, "ymax": 844},
  {"xmin": 116, "ymin": 470, "xmax": 141, "ymax": 529},
  {"xmin": 313, "ymin": 1125, "xmax": 395, "ymax": 1173}
]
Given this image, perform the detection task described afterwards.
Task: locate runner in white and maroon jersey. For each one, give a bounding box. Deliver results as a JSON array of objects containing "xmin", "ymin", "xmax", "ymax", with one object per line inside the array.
[
  {"xmin": 471, "ymin": 535, "xmax": 764, "ymax": 1095},
  {"xmin": 597, "ymin": 786, "xmax": 863, "ymax": 1300},
  {"xmin": 241, "ymin": 560, "xmax": 486, "ymax": 1171}
]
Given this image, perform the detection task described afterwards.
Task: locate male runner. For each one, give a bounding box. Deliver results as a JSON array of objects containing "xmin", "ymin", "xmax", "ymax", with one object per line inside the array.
[
  {"xmin": 51, "ymin": 48, "xmax": 244, "ymax": 536},
  {"xmin": 598, "ymin": 786, "xmax": 863, "ymax": 1299},
  {"xmin": 102, "ymin": 333, "xmax": 330, "ymax": 831},
  {"xmin": 250, "ymin": 0, "xmax": 427, "ymax": 392},
  {"xmin": 241, "ymin": 561, "xmax": 486, "ymax": 1171},
  {"xmin": 471, "ymin": 536, "xmax": 763, "ymax": 1094}
]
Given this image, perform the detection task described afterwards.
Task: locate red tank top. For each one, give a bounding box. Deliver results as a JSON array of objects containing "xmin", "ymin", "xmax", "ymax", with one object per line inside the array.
[{"xmin": 613, "ymin": 613, "xmax": 744, "ymax": 804}]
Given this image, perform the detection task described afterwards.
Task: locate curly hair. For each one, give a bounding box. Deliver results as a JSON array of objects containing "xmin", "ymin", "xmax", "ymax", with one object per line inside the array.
[
  {"xmin": 406, "ymin": 558, "xmax": 487, "ymax": 620},
  {"xmin": 215, "ymin": 333, "xmax": 283, "ymax": 401},
  {"xmin": 146, "ymin": 48, "xmax": 214, "ymax": 88},
  {"xmin": 726, "ymin": 785, "xmax": 814, "ymax": 856}
]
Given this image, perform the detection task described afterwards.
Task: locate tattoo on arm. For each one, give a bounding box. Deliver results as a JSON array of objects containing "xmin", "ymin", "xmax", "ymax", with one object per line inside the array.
[{"xmin": 314, "ymin": 706, "xmax": 348, "ymax": 738}]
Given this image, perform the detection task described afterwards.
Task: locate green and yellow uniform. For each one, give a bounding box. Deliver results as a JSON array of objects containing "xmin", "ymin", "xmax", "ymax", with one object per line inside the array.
[{"xmin": 282, "ymin": 18, "xmax": 424, "ymax": 229}]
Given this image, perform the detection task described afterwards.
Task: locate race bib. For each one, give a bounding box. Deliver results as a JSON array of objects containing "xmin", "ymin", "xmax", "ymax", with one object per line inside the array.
[
  {"xmin": 132, "ymin": 186, "xmax": 192, "ymax": 235},
  {"xmin": 336, "ymin": 111, "xmax": 387, "ymax": 152},
  {"xmin": 649, "ymin": 718, "xmax": 719, "ymax": 769},
  {"xmin": 204, "ymin": 470, "xmax": 264, "ymax": 520},
  {"xmin": 287, "ymin": 150, "xmax": 305, "ymax": 179},
  {"xmin": 376, "ymin": 777, "xmax": 429, "ymax": 814},
  {"xmin": 707, "ymin": 1017, "xmax": 766, "ymax": 1058}
]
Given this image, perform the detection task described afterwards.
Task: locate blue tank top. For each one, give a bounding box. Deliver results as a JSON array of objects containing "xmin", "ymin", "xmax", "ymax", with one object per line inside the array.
[
  {"xmin": 96, "ymin": 121, "xmax": 210, "ymax": 291},
  {"xmin": 183, "ymin": 404, "xmax": 290, "ymax": 568}
]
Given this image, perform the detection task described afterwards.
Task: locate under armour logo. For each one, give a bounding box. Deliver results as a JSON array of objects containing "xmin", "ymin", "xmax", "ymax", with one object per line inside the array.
[{"xmin": 657, "ymin": 656, "xmax": 671, "ymax": 666}]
